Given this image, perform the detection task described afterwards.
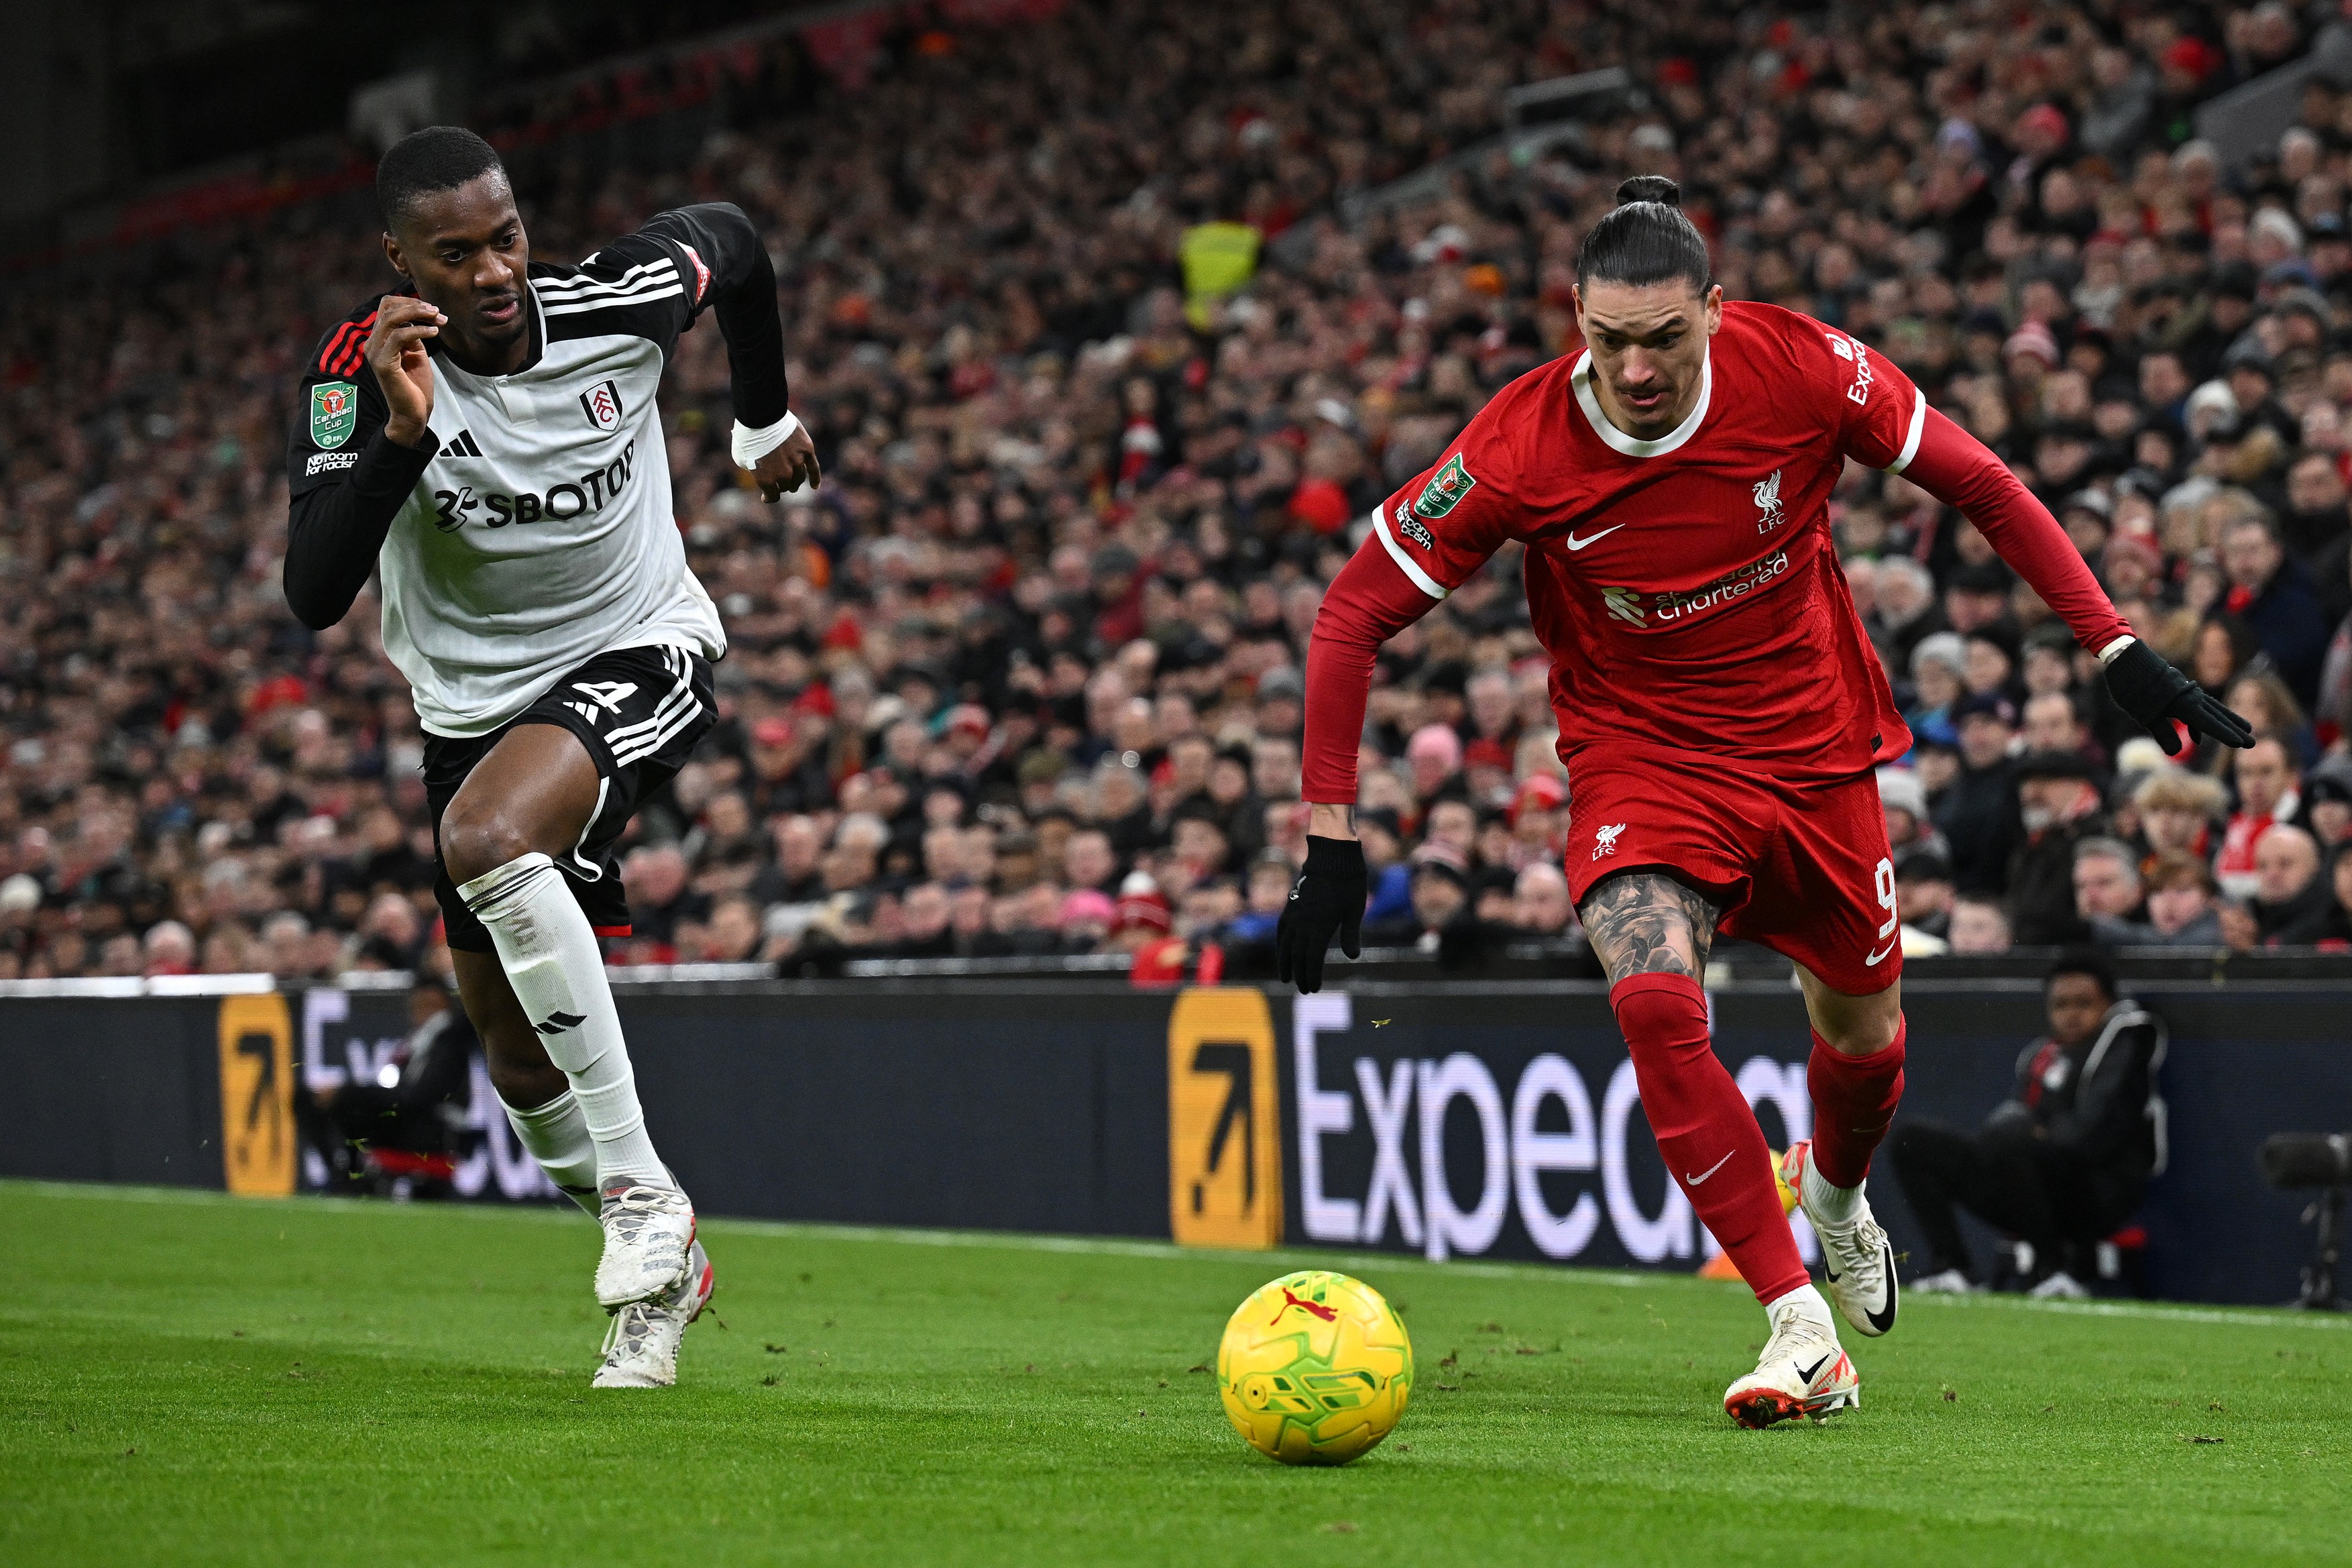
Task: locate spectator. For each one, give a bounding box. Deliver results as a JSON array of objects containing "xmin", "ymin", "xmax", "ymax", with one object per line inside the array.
[
  {"xmin": 141, "ymin": 920, "xmax": 197, "ymax": 978},
  {"xmin": 2129, "ymin": 767, "xmax": 2228, "ymax": 869},
  {"xmin": 620, "ymin": 844, "xmax": 708, "ymax": 955},
  {"xmin": 1894, "ymin": 849, "xmax": 1956, "ymax": 942},
  {"xmin": 1877, "ymin": 768, "xmax": 1943, "ymax": 861},
  {"xmin": 2278, "ymin": 842, "xmax": 2352, "ymax": 948},
  {"xmin": 1512, "ymin": 862, "xmax": 1575, "ymax": 940},
  {"xmin": 2219, "ymin": 515, "xmax": 2333, "ymax": 704},
  {"xmin": 1892, "ymin": 951, "xmax": 2167, "ymax": 1296},
  {"xmin": 2305, "ymin": 754, "xmax": 2352, "ymax": 852},
  {"xmin": 2072, "ymin": 838, "xmax": 2146, "ymax": 940},
  {"xmin": 2021, "ymin": 692, "xmax": 2092, "ymax": 759},
  {"xmin": 2215, "ymin": 739, "xmax": 2303, "ymax": 899},
  {"xmin": 2007, "ymin": 752, "xmax": 2110, "ymax": 945},
  {"xmin": 1948, "ymin": 895, "xmax": 2015, "ymax": 956},
  {"xmin": 1937, "ymin": 695, "xmax": 2023, "ymax": 895},
  {"xmin": 2250, "ymin": 824, "xmax": 2331, "ymax": 944},
  {"xmin": 2102, "ymin": 851, "xmax": 2226, "ymax": 948}
]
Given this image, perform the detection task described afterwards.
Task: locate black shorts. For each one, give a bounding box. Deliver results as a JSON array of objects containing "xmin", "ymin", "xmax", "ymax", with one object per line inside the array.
[{"xmin": 425, "ymin": 642, "xmax": 716, "ymax": 953}]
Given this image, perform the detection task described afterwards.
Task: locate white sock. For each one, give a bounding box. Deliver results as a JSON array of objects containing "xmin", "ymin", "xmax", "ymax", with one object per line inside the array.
[
  {"xmin": 461, "ymin": 852, "xmax": 669, "ymax": 1189},
  {"xmin": 1765, "ymin": 1282, "xmax": 1835, "ymax": 1331},
  {"xmin": 496, "ymin": 1087, "xmax": 600, "ymax": 1215},
  {"xmin": 1801, "ymin": 1152, "xmax": 1865, "ymax": 1227}
]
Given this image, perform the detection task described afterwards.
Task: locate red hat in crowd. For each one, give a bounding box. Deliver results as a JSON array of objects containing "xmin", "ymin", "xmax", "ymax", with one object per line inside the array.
[
  {"xmin": 752, "ymin": 716, "xmax": 794, "ymax": 748},
  {"xmin": 792, "ymin": 683, "xmax": 836, "ymax": 718},
  {"xmin": 1114, "ymin": 872, "xmax": 1174, "ymax": 934},
  {"xmin": 1511, "ymin": 772, "xmax": 1567, "ymax": 823},
  {"xmin": 944, "ymin": 704, "xmax": 991, "ymax": 739}
]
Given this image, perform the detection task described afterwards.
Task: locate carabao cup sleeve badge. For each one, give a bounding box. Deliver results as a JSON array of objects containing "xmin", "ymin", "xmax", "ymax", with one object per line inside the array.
[
  {"xmin": 1412, "ymin": 453, "xmax": 1475, "ymax": 520},
  {"xmin": 311, "ymin": 381, "xmax": 359, "ymax": 449}
]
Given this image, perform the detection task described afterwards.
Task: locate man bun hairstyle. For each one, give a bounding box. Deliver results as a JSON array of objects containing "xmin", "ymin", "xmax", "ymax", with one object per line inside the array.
[
  {"xmin": 1575, "ymin": 174, "xmax": 1712, "ymax": 293},
  {"xmin": 377, "ymin": 125, "xmax": 507, "ymax": 229}
]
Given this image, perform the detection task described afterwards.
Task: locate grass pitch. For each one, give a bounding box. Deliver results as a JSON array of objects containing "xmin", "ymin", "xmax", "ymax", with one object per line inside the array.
[{"xmin": 3, "ymin": 1182, "xmax": 2347, "ymax": 1567}]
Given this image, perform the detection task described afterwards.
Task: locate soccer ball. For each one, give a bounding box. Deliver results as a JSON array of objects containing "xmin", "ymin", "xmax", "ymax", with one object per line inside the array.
[{"xmin": 1217, "ymin": 1270, "xmax": 1412, "ymax": 1465}]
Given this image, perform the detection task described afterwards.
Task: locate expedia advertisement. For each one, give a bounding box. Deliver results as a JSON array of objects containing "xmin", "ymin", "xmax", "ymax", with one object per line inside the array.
[
  {"xmin": 5, "ymin": 979, "xmax": 2349, "ymax": 1304},
  {"xmin": 1255, "ymin": 983, "xmax": 2352, "ymax": 1305}
]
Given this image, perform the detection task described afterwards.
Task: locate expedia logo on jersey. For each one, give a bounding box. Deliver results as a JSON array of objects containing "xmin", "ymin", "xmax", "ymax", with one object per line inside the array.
[
  {"xmin": 1599, "ymin": 548, "xmax": 1791, "ymax": 628},
  {"xmin": 1826, "ymin": 332, "xmax": 1873, "ymax": 406},
  {"xmin": 430, "ymin": 439, "xmax": 638, "ymax": 533},
  {"xmin": 1412, "ymin": 453, "xmax": 1475, "ymax": 520}
]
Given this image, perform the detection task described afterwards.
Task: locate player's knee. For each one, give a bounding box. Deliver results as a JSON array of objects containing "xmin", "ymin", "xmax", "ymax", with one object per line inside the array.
[
  {"xmin": 1608, "ymin": 974, "xmax": 1710, "ymax": 1058},
  {"xmin": 440, "ymin": 798, "xmax": 535, "ymax": 887},
  {"xmin": 1818, "ymin": 1002, "xmax": 1903, "ymax": 1057}
]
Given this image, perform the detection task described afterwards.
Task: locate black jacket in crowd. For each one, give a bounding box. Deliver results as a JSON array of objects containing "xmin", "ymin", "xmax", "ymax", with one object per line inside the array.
[{"xmin": 1984, "ymin": 999, "xmax": 2168, "ymax": 1195}]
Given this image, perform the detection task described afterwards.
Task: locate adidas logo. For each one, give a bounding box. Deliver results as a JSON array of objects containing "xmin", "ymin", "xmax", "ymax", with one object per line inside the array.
[
  {"xmin": 534, "ymin": 1010, "xmax": 586, "ymax": 1036},
  {"xmin": 439, "ymin": 429, "xmax": 483, "ymax": 458}
]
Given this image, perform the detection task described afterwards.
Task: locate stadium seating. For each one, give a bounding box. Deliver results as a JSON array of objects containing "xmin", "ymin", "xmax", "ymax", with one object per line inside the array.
[{"xmin": 1, "ymin": 0, "xmax": 2349, "ymax": 984}]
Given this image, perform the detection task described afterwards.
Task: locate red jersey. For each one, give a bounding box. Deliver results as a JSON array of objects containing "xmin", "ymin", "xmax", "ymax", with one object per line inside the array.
[{"xmin": 1302, "ymin": 300, "xmax": 2131, "ymax": 800}]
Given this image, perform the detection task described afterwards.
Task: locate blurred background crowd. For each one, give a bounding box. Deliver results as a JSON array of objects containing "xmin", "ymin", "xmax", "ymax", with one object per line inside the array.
[{"xmin": 3, "ymin": 0, "xmax": 2351, "ymax": 986}]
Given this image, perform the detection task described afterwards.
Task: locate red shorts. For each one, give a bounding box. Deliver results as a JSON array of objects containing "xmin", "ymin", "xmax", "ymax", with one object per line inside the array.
[{"xmin": 1564, "ymin": 750, "xmax": 1901, "ymax": 995}]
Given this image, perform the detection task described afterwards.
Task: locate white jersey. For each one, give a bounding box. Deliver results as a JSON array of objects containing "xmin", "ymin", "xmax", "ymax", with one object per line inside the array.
[{"xmin": 288, "ymin": 213, "xmax": 775, "ymax": 737}]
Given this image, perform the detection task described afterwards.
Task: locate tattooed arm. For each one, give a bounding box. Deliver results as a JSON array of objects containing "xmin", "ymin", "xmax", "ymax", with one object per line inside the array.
[{"xmin": 1579, "ymin": 872, "xmax": 1722, "ymax": 982}]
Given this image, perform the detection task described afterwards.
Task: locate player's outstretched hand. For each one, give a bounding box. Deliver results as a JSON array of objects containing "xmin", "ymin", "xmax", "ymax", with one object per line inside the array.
[
  {"xmin": 366, "ymin": 295, "xmax": 443, "ymax": 448},
  {"xmin": 2101, "ymin": 638, "xmax": 2256, "ymax": 755},
  {"xmin": 1276, "ymin": 835, "xmax": 1367, "ymax": 993},
  {"xmin": 754, "ymin": 425, "xmax": 821, "ymax": 502}
]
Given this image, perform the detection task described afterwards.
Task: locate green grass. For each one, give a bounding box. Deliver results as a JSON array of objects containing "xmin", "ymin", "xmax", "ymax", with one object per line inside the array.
[{"xmin": 2, "ymin": 1183, "xmax": 2348, "ymax": 1567}]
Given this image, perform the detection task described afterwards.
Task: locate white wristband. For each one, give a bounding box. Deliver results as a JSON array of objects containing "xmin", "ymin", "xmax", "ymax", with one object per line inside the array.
[
  {"xmin": 731, "ymin": 411, "xmax": 801, "ymax": 468},
  {"xmin": 2096, "ymin": 634, "xmax": 2135, "ymax": 665}
]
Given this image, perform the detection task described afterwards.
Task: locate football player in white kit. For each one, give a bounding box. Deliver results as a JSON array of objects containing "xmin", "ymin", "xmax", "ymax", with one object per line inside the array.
[{"xmin": 284, "ymin": 127, "xmax": 818, "ymax": 1387}]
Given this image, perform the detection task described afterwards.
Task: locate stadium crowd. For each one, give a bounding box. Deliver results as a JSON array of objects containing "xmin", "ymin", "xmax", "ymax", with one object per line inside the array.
[{"xmin": 3, "ymin": 0, "xmax": 2352, "ymax": 985}]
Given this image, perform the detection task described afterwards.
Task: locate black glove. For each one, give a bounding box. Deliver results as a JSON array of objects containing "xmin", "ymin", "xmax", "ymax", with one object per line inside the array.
[
  {"xmin": 1276, "ymin": 835, "xmax": 1367, "ymax": 993},
  {"xmin": 2100, "ymin": 638, "xmax": 2255, "ymax": 756}
]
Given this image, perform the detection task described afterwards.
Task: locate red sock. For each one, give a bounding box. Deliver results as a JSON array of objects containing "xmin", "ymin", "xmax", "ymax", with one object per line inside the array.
[
  {"xmin": 1806, "ymin": 1017, "xmax": 1907, "ymax": 1189},
  {"xmin": 1611, "ymin": 972, "xmax": 1808, "ymax": 1304}
]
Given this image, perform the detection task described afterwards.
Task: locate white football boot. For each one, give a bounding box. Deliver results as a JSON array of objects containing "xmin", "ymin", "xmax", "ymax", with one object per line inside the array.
[
  {"xmin": 1723, "ymin": 1295, "xmax": 1860, "ymax": 1429},
  {"xmin": 1781, "ymin": 1141, "xmax": 1897, "ymax": 1337},
  {"xmin": 594, "ymin": 1240, "xmax": 716, "ymax": 1389},
  {"xmin": 594, "ymin": 1176, "xmax": 696, "ymax": 1308}
]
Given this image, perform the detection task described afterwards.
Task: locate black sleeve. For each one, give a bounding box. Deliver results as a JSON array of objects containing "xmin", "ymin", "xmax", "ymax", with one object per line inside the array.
[
  {"xmin": 2046, "ymin": 1016, "xmax": 2161, "ymax": 1165},
  {"xmin": 639, "ymin": 203, "xmax": 791, "ymax": 428},
  {"xmin": 284, "ymin": 319, "xmax": 433, "ymax": 630},
  {"xmin": 284, "ymin": 432, "xmax": 434, "ymax": 630}
]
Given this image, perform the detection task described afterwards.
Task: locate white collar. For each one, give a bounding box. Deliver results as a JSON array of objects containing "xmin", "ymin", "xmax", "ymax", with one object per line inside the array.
[{"xmin": 1571, "ymin": 349, "xmax": 1712, "ymax": 457}]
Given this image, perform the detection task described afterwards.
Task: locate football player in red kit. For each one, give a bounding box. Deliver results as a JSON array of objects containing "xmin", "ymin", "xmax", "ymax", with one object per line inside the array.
[{"xmin": 1277, "ymin": 177, "xmax": 2251, "ymax": 1429}]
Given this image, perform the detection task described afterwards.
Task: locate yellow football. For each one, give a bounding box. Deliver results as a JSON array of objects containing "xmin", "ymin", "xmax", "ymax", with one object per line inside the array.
[{"xmin": 1217, "ymin": 1270, "xmax": 1412, "ymax": 1465}]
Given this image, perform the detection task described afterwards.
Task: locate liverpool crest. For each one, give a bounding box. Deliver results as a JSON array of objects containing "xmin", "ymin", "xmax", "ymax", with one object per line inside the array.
[{"xmin": 1753, "ymin": 468, "xmax": 1785, "ymax": 534}]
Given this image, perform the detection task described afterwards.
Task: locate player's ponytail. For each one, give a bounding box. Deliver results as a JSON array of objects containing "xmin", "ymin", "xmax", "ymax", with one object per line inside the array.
[{"xmin": 1575, "ymin": 174, "xmax": 1712, "ymax": 294}]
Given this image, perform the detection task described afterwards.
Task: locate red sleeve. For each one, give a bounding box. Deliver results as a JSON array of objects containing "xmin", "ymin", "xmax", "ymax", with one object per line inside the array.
[
  {"xmin": 1895, "ymin": 404, "xmax": 2133, "ymax": 657},
  {"xmin": 1298, "ymin": 404, "xmax": 1536, "ymax": 804},
  {"xmin": 1301, "ymin": 539, "xmax": 1438, "ymax": 803}
]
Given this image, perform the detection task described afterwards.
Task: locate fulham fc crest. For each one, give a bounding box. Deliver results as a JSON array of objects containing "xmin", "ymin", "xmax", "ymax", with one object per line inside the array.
[{"xmin": 579, "ymin": 379, "xmax": 624, "ymax": 433}]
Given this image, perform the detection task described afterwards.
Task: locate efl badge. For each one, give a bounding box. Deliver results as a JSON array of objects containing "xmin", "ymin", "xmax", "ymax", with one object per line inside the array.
[
  {"xmin": 310, "ymin": 382, "xmax": 357, "ymax": 449},
  {"xmin": 579, "ymin": 379, "xmax": 624, "ymax": 433},
  {"xmin": 1412, "ymin": 453, "xmax": 1476, "ymax": 520}
]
